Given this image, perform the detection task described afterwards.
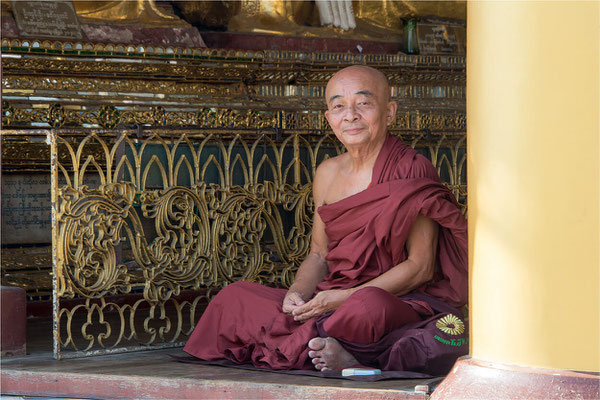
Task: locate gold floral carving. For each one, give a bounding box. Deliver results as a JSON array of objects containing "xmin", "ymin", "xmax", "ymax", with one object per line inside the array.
[
  {"xmin": 3, "ymin": 102, "xmax": 464, "ymax": 133},
  {"xmin": 44, "ymin": 129, "xmax": 465, "ymax": 358}
]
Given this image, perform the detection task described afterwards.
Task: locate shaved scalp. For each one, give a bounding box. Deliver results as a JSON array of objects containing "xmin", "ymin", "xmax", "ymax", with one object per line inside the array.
[{"xmin": 326, "ymin": 65, "xmax": 391, "ymax": 104}]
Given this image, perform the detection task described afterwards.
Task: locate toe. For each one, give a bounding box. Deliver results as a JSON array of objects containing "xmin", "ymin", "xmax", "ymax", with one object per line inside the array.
[
  {"xmin": 315, "ymin": 362, "xmax": 328, "ymax": 371},
  {"xmin": 308, "ymin": 337, "xmax": 326, "ymax": 351},
  {"xmin": 311, "ymin": 357, "xmax": 323, "ymax": 365}
]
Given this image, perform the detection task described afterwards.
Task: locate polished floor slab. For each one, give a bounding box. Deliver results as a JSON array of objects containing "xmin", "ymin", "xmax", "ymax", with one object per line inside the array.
[
  {"xmin": 1, "ymin": 317, "xmax": 440, "ymax": 399},
  {"xmin": 1, "ymin": 348, "xmax": 442, "ymax": 399}
]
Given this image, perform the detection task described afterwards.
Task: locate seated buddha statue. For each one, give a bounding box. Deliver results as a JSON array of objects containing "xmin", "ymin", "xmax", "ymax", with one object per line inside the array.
[{"xmin": 70, "ymin": 0, "xmax": 465, "ymax": 42}]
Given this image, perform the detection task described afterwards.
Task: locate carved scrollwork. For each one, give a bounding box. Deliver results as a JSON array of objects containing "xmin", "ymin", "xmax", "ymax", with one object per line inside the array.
[
  {"xmin": 210, "ymin": 187, "xmax": 279, "ymax": 285},
  {"xmin": 140, "ymin": 186, "xmax": 211, "ymax": 301},
  {"xmin": 277, "ymin": 183, "xmax": 313, "ymax": 287},
  {"xmin": 49, "ymin": 104, "xmax": 67, "ymax": 128},
  {"xmin": 58, "ymin": 193, "xmax": 135, "ymax": 298},
  {"xmin": 3, "ymin": 101, "xmax": 466, "ymax": 134}
]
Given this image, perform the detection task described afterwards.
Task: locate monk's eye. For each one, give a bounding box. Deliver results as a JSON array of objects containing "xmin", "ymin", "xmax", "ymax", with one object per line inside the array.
[{"xmin": 332, "ymin": 104, "xmax": 344, "ymax": 110}]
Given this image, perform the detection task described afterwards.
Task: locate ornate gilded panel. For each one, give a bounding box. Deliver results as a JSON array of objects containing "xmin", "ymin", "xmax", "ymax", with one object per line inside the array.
[
  {"xmin": 1, "ymin": 40, "xmax": 465, "ymax": 358},
  {"xmin": 41, "ymin": 128, "xmax": 464, "ymax": 358}
]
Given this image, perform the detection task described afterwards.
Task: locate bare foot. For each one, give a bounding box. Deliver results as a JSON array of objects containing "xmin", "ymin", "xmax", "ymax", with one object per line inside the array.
[{"xmin": 307, "ymin": 337, "xmax": 358, "ymax": 371}]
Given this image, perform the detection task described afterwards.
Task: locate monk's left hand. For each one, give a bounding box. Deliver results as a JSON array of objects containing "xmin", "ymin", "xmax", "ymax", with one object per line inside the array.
[{"xmin": 291, "ymin": 289, "xmax": 350, "ymax": 323}]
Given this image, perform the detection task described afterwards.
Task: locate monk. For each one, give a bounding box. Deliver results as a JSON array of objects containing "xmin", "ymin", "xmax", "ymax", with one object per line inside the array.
[{"xmin": 183, "ymin": 65, "xmax": 468, "ymax": 373}]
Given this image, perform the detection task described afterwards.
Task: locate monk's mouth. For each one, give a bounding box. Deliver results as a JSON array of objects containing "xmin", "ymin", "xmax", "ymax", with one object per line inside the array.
[{"xmin": 343, "ymin": 127, "xmax": 366, "ymax": 134}]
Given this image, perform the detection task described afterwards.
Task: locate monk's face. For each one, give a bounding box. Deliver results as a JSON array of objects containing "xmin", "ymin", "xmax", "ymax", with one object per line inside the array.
[{"xmin": 324, "ymin": 66, "xmax": 397, "ymax": 149}]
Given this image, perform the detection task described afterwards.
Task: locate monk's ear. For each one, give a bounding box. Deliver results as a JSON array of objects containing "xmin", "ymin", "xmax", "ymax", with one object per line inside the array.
[
  {"xmin": 386, "ymin": 101, "xmax": 398, "ymax": 126},
  {"xmin": 324, "ymin": 109, "xmax": 331, "ymax": 124}
]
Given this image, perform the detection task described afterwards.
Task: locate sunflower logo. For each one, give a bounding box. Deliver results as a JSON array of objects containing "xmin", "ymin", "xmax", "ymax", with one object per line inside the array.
[{"xmin": 436, "ymin": 314, "xmax": 465, "ymax": 336}]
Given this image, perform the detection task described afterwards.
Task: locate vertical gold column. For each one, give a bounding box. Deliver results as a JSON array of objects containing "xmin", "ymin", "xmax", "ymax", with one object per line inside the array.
[{"xmin": 468, "ymin": 1, "xmax": 599, "ymax": 372}]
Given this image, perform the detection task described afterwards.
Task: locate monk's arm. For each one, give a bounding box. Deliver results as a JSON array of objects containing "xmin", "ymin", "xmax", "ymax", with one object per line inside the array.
[
  {"xmin": 354, "ymin": 213, "xmax": 438, "ymax": 296},
  {"xmin": 282, "ymin": 164, "xmax": 330, "ymax": 315},
  {"xmin": 291, "ymin": 214, "xmax": 438, "ymax": 322},
  {"xmin": 282, "ymin": 242, "xmax": 328, "ymax": 312}
]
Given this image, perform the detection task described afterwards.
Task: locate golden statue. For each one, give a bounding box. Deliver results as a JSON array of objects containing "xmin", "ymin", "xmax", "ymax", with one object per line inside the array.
[
  {"xmin": 3, "ymin": 0, "xmax": 465, "ymax": 42},
  {"xmin": 72, "ymin": 0, "xmax": 188, "ymax": 27},
  {"xmin": 174, "ymin": 0, "xmax": 465, "ymax": 41},
  {"xmin": 0, "ymin": 0, "xmax": 187, "ymax": 28}
]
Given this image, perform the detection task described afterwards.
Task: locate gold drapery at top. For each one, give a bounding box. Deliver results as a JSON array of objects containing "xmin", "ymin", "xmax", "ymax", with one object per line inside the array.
[
  {"xmin": 2, "ymin": 1, "xmax": 466, "ymax": 41},
  {"xmin": 186, "ymin": 0, "xmax": 466, "ymax": 41},
  {"xmin": 72, "ymin": 0, "xmax": 189, "ymax": 27},
  {"xmin": 353, "ymin": 0, "xmax": 466, "ymax": 30},
  {"xmin": 223, "ymin": 0, "xmax": 396, "ymax": 40},
  {"xmin": 226, "ymin": 0, "xmax": 466, "ymax": 32},
  {"xmin": 0, "ymin": 0, "xmax": 188, "ymax": 27}
]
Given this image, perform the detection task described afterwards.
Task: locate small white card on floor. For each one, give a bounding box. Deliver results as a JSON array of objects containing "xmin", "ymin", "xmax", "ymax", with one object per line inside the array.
[{"xmin": 341, "ymin": 368, "xmax": 382, "ymax": 376}]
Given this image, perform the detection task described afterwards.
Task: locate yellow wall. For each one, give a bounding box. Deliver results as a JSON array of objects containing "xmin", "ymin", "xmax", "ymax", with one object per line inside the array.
[{"xmin": 467, "ymin": 1, "xmax": 599, "ymax": 371}]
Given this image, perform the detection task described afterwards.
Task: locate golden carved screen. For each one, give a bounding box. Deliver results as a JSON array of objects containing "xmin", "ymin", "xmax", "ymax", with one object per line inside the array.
[
  {"xmin": 1, "ymin": 40, "xmax": 466, "ymax": 357},
  {"xmin": 42, "ymin": 127, "xmax": 465, "ymax": 359}
]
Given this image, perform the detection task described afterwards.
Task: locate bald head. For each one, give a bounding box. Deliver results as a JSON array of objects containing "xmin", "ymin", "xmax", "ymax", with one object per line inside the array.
[
  {"xmin": 326, "ymin": 66, "xmax": 391, "ymax": 105},
  {"xmin": 323, "ymin": 65, "xmax": 397, "ymax": 148}
]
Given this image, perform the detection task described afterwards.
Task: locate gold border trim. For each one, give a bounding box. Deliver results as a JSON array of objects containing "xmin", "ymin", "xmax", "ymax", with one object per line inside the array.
[{"xmin": 1, "ymin": 38, "xmax": 465, "ymax": 67}]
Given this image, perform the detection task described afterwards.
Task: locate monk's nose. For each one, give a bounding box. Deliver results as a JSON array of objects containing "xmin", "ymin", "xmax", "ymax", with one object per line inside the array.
[{"xmin": 343, "ymin": 105, "xmax": 359, "ymax": 121}]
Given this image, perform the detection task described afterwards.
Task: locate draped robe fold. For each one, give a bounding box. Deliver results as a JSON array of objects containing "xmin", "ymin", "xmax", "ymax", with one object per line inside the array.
[{"xmin": 183, "ymin": 133, "xmax": 468, "ymax": 371}]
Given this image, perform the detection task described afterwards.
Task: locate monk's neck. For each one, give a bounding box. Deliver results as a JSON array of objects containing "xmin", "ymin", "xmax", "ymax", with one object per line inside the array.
[{"xmin": 344, "ymin": 135, "xmax": 386, "ymax": 174}]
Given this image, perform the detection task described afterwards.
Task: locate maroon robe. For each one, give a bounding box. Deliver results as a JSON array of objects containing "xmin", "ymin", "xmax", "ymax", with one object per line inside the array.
[{"xmin": 183, "ymin": 133, "xmax": 468, "ymax": 371}]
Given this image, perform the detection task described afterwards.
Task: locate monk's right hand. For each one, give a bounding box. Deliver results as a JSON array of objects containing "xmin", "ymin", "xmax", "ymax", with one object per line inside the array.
[{"xmin": 282, "ymin": 291, "xmax": 306, "ymax": 315}]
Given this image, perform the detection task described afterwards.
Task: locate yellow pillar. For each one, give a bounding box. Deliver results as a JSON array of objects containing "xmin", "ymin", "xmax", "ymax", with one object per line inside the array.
[{"xmin": 433, "ymin": 1, "xmax": 599, "ymax": 397}]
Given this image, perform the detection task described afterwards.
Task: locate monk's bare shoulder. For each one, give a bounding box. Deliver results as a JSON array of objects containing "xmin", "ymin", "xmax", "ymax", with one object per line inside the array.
[{"xmin": 313, "ymin": 154, "xmax": 347, "ymax": 205}]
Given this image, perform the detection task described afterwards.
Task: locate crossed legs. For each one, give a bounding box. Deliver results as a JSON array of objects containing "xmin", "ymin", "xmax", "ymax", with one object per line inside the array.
[{"xmin": 307, "ymin": 287, "xmax": 422, "ymax": 370}]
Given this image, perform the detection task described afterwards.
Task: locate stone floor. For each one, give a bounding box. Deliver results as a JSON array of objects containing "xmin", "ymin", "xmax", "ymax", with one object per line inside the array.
[{"xmin": 0, "ymin": 317, "xmax": 442, "ymax": 400}]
